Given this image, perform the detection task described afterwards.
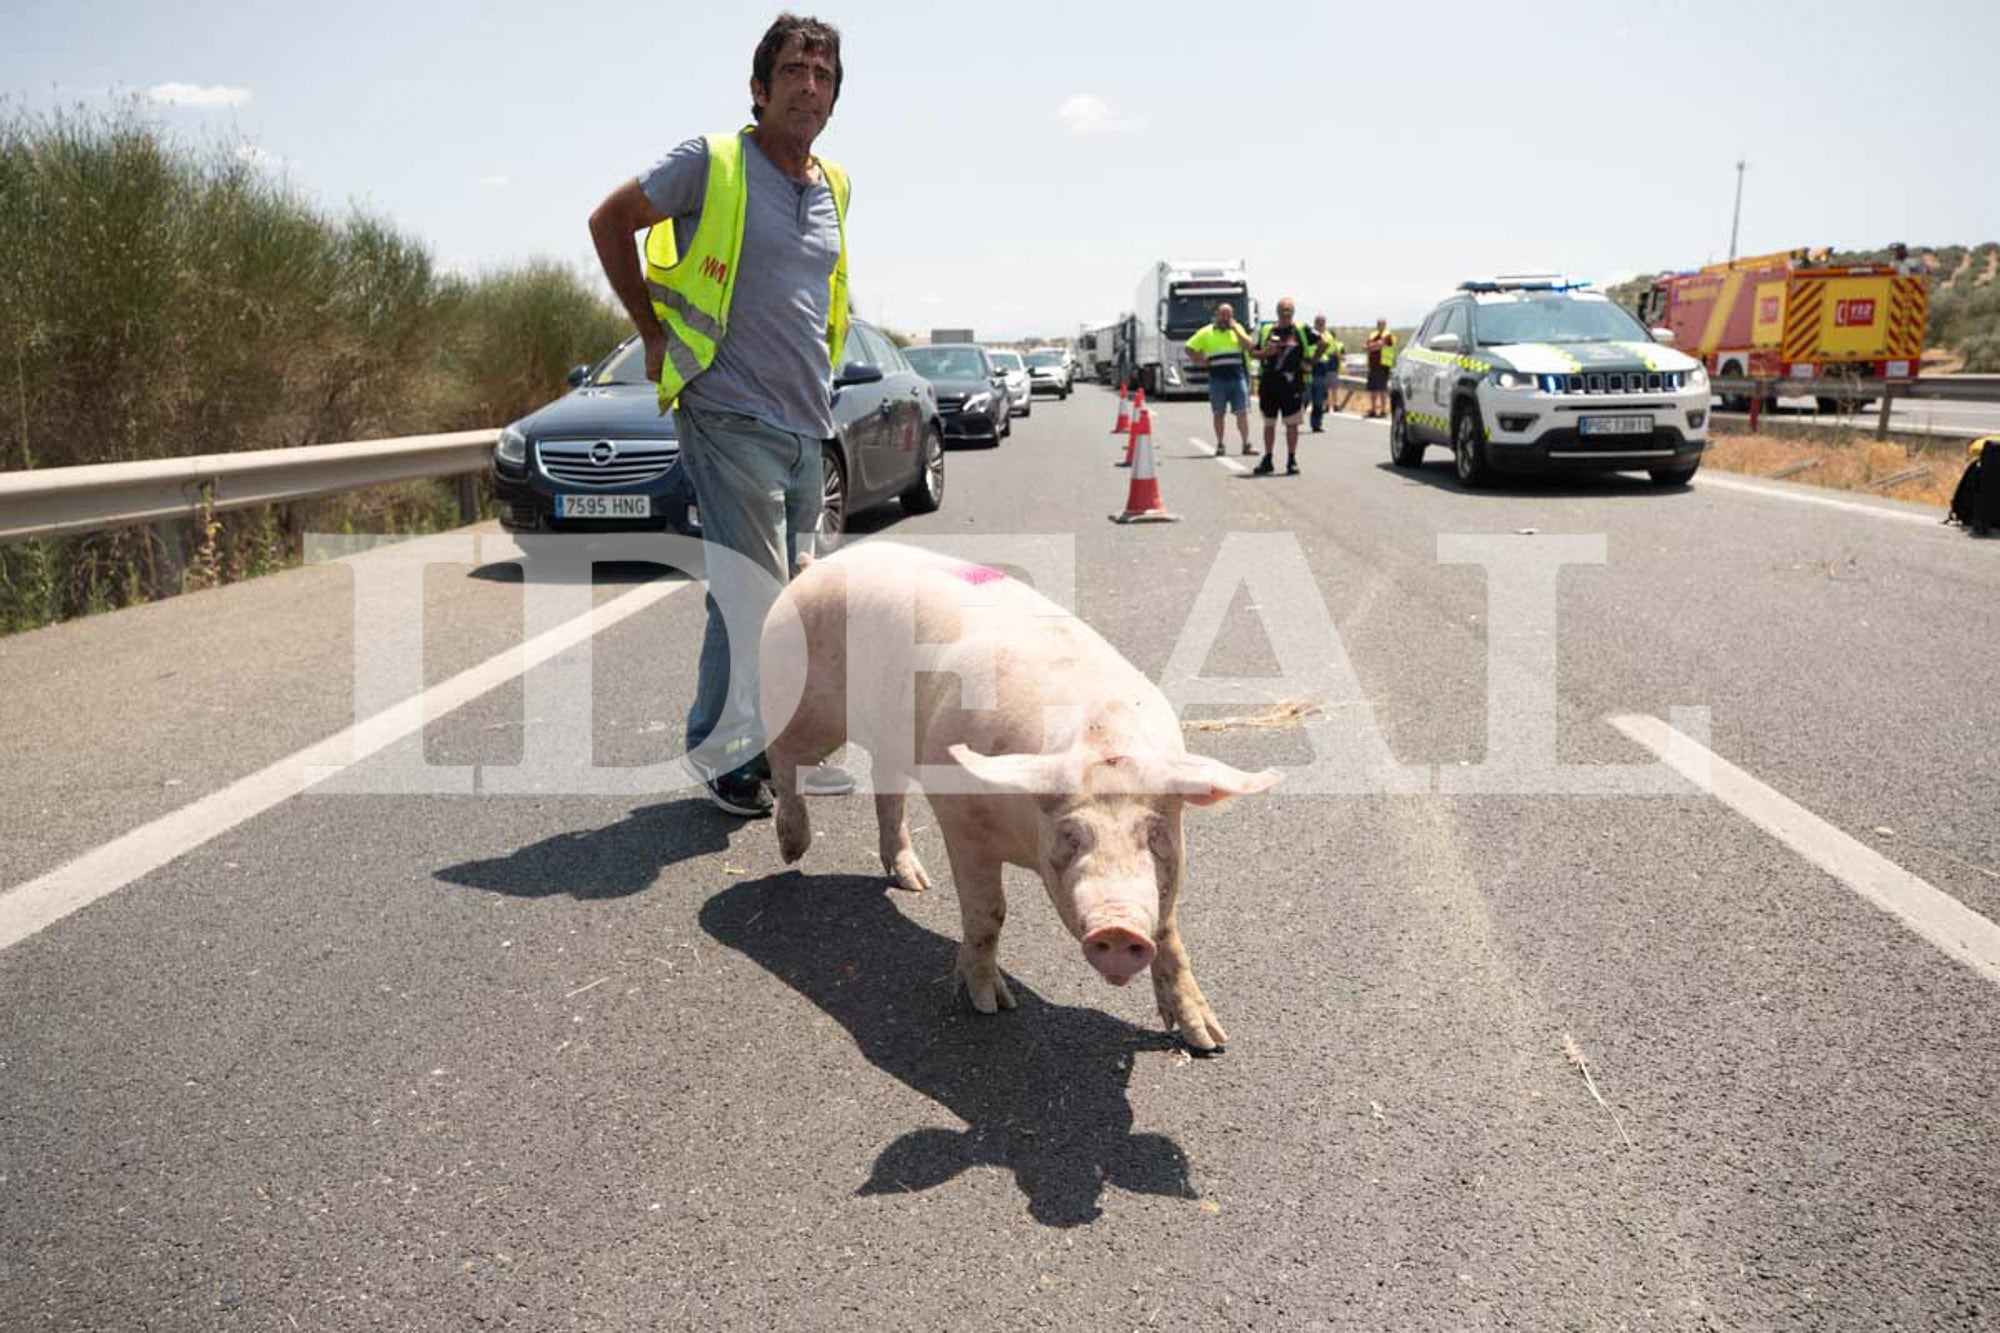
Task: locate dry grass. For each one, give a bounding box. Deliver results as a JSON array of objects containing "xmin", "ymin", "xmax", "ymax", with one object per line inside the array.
[{"xmin": 1703, "ymin": 426, "xmax": 1974, "ymax": 508}]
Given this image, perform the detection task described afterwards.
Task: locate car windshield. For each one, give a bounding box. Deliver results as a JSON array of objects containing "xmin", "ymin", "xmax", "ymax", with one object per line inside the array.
[
  {"xmin": 589, "ymin": 338, "xmax": 650, "ymax": 385},
  {"xmin": 1474, "ymin": 296, "xmax": 1651, "ymax": 346},
  {"xmin": 906, "ymin": 346, "xmax": 987, "ymax": 379},
  {"xmin": 989, "ymin": 351, "xmax": 1024, "ymax": 371},
  {"xmin": 1026, "ymin": 350, "xmax": 1063, "ymax": 367}
]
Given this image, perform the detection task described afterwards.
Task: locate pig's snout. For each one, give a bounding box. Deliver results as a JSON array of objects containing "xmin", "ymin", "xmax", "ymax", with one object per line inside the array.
[{"xmin": 1081, "ymin": 925, "xmax": 1156, "ymax": 986}]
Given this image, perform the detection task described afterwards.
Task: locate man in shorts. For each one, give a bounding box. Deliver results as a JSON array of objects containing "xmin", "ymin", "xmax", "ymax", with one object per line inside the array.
[
  {"xmin": 1183, "ymin": 303, "xmax": 1256, "ymax": 455},
  {"xmin": 1252, "ymin": 298, "xmax": 1311, "ymax": 475},
  {"xmin": 1364, "ymin": 317, "xmax": 1396, "ymax": 419}
]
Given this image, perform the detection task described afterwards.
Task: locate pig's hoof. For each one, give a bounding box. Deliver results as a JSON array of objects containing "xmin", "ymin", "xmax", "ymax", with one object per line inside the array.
[
  {"xmin": 775, "ymin": 803, "xmax": 812, "ymax": 864},
  {"xmin": 1162, "ymin": 996, "xmax": 1229, "ymax": 1054},
  {"xmin": 958, "ymin": 965, "xmax": 1016, "ymax": 1015},
  {"xmin": 886, "ymin": 850, "xmax": 932, "ymax": 894}
]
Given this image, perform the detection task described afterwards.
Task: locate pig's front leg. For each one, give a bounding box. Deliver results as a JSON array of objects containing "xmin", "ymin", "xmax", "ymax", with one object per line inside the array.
[
  {"xmin": 943, "ymin": 843, "xmax": 1015, "ymax": 1014},
  {"xmin": 872, "ymin": 778, "xmax": 932, "ymax": 893},
  {"xmin": 1150, "ymin": 921, "xmax": 1228, "ymax": 1052}
]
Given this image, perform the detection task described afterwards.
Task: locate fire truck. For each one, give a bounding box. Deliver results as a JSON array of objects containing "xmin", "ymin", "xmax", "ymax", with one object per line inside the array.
[{"xmin": 1634, "ymin": 249, "xmax": 1927, "ymax": 410}]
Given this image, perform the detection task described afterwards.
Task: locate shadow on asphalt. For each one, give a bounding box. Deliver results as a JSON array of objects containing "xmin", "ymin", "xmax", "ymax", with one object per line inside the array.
[
  {"xmin": 434, "ymin": 798, "xmax": 730, "ymax": 899},
  {"xmin": 1374, "ymin": 459, "xmax": 1691, "ymax": 497},
  {"xmin": 701, "ymin": 871, "xmax": 1197, "ymax": 1228}
]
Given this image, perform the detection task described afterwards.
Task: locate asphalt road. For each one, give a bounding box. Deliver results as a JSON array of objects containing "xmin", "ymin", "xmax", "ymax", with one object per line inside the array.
[{"xmin": 3, "ymin": 387, "xmax": 1998, "ymax": 1331}]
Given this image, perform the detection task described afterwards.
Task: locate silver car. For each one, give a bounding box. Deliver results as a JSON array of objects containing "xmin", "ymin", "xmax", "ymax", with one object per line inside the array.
[
  {"xmin": 1024, "ymin": 347, "xmax": 1072, "ymax": 399},
  {"xmin": 986, "ymin": 348, "xmax": 1033, "ymax": 418}
]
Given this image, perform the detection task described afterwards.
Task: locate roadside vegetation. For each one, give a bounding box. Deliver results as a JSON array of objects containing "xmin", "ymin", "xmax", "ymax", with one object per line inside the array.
[
  {"xmin": 1703, "ymin": 422, "xmax": 1977, "ymax": 508},
  {"xmin": 0, "ymin": 103, "xmax": 629, "ymax": 634}
]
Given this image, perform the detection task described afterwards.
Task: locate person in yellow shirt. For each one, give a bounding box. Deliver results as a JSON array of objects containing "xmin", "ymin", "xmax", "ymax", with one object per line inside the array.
[
  {"xmin": 1364, "ymin": 318, "xmax": 1397, "ymax": 419},
  {"xmin": 1183, "ymin": 303, "xmax": 1257, "ymax": 456}
]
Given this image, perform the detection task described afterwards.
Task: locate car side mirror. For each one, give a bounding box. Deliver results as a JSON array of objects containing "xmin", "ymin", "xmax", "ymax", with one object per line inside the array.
[
  {"xmin": 1649, "ymin": 326, "xmax": 1677, "ymax": 345},
  {"xmin": 1429, "ymin": 332, "xmax": 1462, "ymax": 353},
  {"xmin": 834, "ymin": 360, "xmax": 884, "ymax": 387},
  {"xmin": 565, "ymin": 364, "xmax": 590, "ymax": 388}
]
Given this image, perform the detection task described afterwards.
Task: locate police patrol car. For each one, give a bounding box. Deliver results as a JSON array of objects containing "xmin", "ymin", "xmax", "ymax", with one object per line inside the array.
[{"xmin": 1388, "ymin": 276, "xmax": 1710, "ymax": 487}]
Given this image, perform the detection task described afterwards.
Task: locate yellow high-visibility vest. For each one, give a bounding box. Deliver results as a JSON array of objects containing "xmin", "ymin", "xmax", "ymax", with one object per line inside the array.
[{"xmin": 641, "ymin": 129, "xmax": 851, "ymax": 412}]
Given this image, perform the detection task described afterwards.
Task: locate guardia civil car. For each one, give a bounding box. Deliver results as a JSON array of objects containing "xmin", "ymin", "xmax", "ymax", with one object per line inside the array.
[{"xmin": 1388, "ymin": 277, "xmax": 1710, "ymax": 487}]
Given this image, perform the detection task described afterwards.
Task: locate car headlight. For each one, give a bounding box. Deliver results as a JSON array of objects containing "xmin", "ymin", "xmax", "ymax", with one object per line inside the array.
[
  {"xmin": 1685, "ymin": 365, "xmax": 1708, "ymax": 389},
  {"xmin": 496, "ymin": 426, "xmax": 528, "ymax": 465},
  {"xmin": 964, "ymin": 392, "xmax": 994, "ymax": 413},
  {"xmin": 1493, "ymin": 370, "xmax": 1539, "ymax": 391}
]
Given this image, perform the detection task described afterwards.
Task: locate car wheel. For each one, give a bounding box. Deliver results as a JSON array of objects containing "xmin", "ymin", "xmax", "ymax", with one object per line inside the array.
[
  {"xmin": 1453, "ymin": 407, "xmax": 1492, "ymax": 488},
  {"xmin": 1649, "ymin": 463, "xmax": 1700, "ymax": 487},
  {"xmin": 998, "ymin": 410, "xmax": 1011, "ymax": 442},
  {"xmin": 1388, "ymin": 402, "xmax": 1424, "ymax": 468},
  {"xmin": 901, "ymin": 425, "xmax": 945, "ymax": 514},
  {"xmin": 816, "ymin": 443, "xmax": 848, "ymax": 551}
]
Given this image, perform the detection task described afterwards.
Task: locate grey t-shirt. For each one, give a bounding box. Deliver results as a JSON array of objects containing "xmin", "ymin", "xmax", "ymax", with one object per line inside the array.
[{"xmin": 639, "ymin": 132, "xmax": 842, "ymax": 439}]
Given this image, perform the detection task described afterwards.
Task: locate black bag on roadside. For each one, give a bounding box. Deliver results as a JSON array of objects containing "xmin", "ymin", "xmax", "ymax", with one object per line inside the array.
[{"xmin": 1948, "ymin": 438, "xmax": 1995, "ymax": 535}]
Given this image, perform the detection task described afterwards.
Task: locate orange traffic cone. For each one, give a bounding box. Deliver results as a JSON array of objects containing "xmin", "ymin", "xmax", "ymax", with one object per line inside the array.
[
  {"xmin": 1109, "ymin": 384, "xmax": 1129, "ymax": 434},
  {"xmin": 1109, "ymin": 410, "xmax": 1180, "ymax": 525}
]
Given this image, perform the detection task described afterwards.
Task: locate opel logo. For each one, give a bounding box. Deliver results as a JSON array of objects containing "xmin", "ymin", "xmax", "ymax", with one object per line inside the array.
[{"xmin": 589, "ymin": 440, "xmax": 617, "ymax": 466}]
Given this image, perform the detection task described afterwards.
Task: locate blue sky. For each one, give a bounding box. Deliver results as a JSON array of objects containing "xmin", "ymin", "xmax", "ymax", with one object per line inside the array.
[{"xmin": 8, "ymin": 0, "xmax": 1998, "ymax": 339}]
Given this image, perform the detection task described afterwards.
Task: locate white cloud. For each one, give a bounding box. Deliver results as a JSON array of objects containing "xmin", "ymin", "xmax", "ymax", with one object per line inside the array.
[
  {"xmin": 145, "ymin": 82, "xmax": 252, "ymax": 109},
  {"xmin": 1059, "ymin": 93, "xmax": 1140, "ymax": 135},
  {"xmin": 479, "ymin": 174, "xmax": 510, "ymax": 188},
  {"xmin": 235, "ymin": 144, "xmax": 281, "ymax": 170}
]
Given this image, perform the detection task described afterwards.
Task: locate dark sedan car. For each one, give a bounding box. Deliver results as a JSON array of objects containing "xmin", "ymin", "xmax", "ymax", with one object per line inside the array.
[
  {"xmin": 492, "ymin": 318, "xmax": 945, "ymax": 546},
  {"xmin": 903, "ymin": 343, "xmax": 1012, "ymax": 446}
]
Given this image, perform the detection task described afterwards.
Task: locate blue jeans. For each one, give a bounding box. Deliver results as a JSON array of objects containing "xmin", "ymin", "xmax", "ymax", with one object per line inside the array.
[
  {"xmin": 674, "ymin": 406, "xmax": 824, "ymax": 780},
  {"xmin": 1309, "ymin": 368, "xmax": 1331, "ymax": 429},
  {"xmin": 1207, "ymin": 369, "xmax": 1248, "ymax": 415}
]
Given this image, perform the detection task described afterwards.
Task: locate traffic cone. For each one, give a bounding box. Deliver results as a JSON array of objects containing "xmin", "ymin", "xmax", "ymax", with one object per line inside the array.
[
  {"xmin": 1116, "ymin": 408, "xmax": 1136, "ymax": 466},
  {"xmin": 1109, "ymin": 410, "xmax": 1180, "ymax": 524},
  {"xmin": 1110, "ymin": 384, "xmax": 1129, "ymax": 434}
]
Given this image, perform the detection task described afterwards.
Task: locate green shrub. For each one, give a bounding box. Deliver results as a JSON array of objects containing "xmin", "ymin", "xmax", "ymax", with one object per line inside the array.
[{"xmin": 0, "ymin": 103, "xmax": 629, "ymax": 632}]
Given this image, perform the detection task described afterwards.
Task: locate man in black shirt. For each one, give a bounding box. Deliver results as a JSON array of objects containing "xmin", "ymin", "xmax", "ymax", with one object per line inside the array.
[{"xmin": 1253, "ymin": 298, "xmax": 1310, "ymax": 475}]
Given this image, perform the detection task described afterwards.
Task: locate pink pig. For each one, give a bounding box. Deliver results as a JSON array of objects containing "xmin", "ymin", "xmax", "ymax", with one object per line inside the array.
[{"xmin": 758, "ymin": 542, "xmax": 1279, "ymax": 1052}]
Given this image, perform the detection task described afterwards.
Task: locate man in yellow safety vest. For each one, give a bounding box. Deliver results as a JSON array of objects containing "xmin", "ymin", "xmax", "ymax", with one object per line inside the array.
[
  {"xmin": 588, "ymin": 13, "xmax": 852, "ymax": 818},
  {"xmin": 1183, "ymin": 303, "xmax": 1258, "ymax": 456}
]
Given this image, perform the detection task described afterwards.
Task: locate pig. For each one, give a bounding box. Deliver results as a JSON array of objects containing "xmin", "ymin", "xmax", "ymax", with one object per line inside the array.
[{"xmin": 757, "ymin": 541, "xmax": 1279, "ymax": 1052}]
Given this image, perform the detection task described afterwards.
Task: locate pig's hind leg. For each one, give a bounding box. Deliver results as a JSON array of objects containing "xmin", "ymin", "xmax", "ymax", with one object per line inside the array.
[
  {"xmin": 872, "ymin": 775, "xmax": 932, "ymax": 893},
  {"xmin": 942, "ymin": 842, "xmax": 1016, "ymax": 1014}
]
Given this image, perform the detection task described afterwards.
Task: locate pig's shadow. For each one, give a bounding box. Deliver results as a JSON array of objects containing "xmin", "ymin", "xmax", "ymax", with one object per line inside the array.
[{"xmin": 701, "ymin": 872, "xmax": 1197, "ymax": 1227}]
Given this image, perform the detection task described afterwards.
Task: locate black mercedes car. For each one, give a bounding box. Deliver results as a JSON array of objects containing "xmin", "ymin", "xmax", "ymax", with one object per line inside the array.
[
  {"xmin": 903, "ymin": 343, "xmax": 1011, "ymax": 445},
  {"xmin": 492, "ymin": 318, "xmax": 945, "ymax": 545}
]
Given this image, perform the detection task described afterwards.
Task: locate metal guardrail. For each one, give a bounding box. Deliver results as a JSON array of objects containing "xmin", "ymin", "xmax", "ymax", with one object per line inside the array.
[
  {"xmin": 1710, "ymin": 375, "xmax": 2000, "ymax": 439},
  {"xmin": 0, "ymin": 429, "xmax": 499, "ymax": 546}
]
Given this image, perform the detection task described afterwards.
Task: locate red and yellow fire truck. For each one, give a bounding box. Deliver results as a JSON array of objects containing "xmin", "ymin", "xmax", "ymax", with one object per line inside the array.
[{"xmin": 1636, "ymin": 249, "xmax": 1927, "ymax": 406}]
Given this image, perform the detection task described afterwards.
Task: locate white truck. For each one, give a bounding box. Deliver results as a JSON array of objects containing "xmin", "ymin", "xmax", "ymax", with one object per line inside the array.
[
  {"xmin": 1131, "ymin": 259, "xmax": 1257, "ymax": 398},
  {"xmin": 1077, "ymin": 317, "xmax": 1126, "ymax": 385}
]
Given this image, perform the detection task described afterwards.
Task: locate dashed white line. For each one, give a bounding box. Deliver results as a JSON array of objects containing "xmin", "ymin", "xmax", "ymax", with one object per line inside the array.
[
  {"xmin": 1612, "ymin": 714, "xmax": 2000, "ymax": 988},
  {"xmin": 0, "ymin": 563, "xmax": 687, "ymax": 952},
  {"xmin": 1187, "ymin": 436, "xmax": 1251, "ymax": 474}
]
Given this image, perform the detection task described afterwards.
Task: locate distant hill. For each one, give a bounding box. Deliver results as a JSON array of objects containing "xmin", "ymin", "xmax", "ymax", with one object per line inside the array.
[{"xmin": 1603, "ymin": 243, "xmax": 2000, "ymax": 372}]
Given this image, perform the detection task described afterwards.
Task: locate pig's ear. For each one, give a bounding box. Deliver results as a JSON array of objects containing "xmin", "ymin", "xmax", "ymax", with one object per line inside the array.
[
  {"xmin": 1164, "ymin": 755, "xmax": 1282, "ymax": 806},
  {"xmin": 946, "ymin": 744, "xmax": 1077, "ymax": 796}
]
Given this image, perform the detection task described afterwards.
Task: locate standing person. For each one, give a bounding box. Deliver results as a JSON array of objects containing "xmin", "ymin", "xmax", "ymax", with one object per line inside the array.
[
  {"xmin": 1307, "ymin": 313, "xmax": 1335, "ymax": 433},
  {"xmin": 1252, "ymin": 298, "xmax": 1311, "ymax": 475},
  {"xmin": 1184, "ymin": 303, "xmax": 1257, "ymax": 456},
  {"xmin": 588, "ymin": 13, "xmax": 853, "ymax": 819},
  {"xmin": 1364, "ymin": 318, "xmax": 1397, "ymax": 419}
]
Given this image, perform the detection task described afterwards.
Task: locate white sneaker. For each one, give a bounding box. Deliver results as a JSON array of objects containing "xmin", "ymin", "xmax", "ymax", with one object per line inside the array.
[{"xmin": 799, "ymin": 765, "xmax": 857, "ymax": 797}]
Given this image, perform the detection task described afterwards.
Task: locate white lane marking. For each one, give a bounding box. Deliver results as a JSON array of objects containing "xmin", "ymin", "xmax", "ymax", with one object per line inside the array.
[
  {"xmin": 0, "ymin": 570, "xmax": 687, "ymax": 952},
  {"xmin": 1692, "ymin": 471, "xmax": 1945, "ymax": 528},
  {"xmin": 1612, "ymin": 714, "xmax": 2000, "ymax": 988},
  {"xmin": 1188, "ymin": 436, "xmax": 1250, "ymax": 475}
]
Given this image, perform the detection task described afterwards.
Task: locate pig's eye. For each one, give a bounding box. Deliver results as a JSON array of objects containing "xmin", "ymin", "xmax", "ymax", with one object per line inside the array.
[{"xmin": 1053, "ymin": 821, "xmax": 1090, "ymax": 864}]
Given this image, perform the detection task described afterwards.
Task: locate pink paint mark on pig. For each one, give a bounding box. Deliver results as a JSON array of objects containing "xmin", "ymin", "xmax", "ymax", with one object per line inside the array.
[{"xmin": 955, "ymin": 563, "xmax": 1006, "ymax": 585}]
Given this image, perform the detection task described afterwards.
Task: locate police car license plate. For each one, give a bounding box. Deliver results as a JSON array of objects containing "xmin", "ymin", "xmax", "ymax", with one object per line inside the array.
[
  {"xmin": 557, "ymin": 494, "xmax": 650, "ymax": 518},
  {"xmin": 1578, "ymin": 415, "xmax": 1654, "ymax": 437}
]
